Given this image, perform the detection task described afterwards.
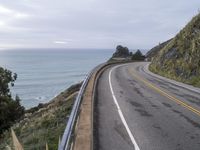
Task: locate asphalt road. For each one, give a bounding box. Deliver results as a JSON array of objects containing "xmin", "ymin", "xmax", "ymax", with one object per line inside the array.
[{"xmin": 93, "ymin": 62, "xmax": 200, "ymax": 150}]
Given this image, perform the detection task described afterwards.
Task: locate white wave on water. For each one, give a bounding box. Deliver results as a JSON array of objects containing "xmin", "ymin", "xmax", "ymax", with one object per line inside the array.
[{"xmin": 35, "ymin": 96, "xmax": 47, "ymax": 102}]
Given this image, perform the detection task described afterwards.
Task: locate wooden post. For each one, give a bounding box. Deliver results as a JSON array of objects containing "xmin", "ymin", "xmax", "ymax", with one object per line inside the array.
[
  {"xmin": 11, "ymin": 128, "xmax": 23, "ymax": 150},
  {"xmin": 46, "ymin": 142, "xmax": 49, "ymax": 150}
]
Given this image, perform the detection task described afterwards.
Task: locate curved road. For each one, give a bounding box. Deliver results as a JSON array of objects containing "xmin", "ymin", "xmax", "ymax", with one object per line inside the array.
[{"xmin": 94, "ymin": 62, "xmax": 200, "ymax": 150}]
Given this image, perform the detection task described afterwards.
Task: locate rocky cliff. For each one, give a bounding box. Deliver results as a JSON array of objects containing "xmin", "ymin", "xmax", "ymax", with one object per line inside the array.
[
  {"xmin": 146, "ymin": 39, "xmax": 172, "ymax": 60},
  {"xmin": 150, "ymin": 13, "xmax": 200, "ymax": 87}
]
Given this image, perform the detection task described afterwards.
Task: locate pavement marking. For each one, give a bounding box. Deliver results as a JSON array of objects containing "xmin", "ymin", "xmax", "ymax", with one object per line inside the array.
[
  {"xmin": 109, "ymin": 65, "xmax": 140, "ymax": 150},
  {"xmin": 143, "ymin": 63, "xmax": 200, "ymax": 95},
  {"xmin": 128, "ymin": 69, "xmax": 200, "ymax": 117}
]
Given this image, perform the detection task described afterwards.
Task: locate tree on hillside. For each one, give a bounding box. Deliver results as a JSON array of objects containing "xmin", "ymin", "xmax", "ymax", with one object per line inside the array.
[
  {"xmin": 0, "ymin": 67, "xmax": 24, "ymax": 134},
  {"xmin": 132, "ymin": 50, "xmax": 145, "ymax": 61},
  {"xmin": 112, "ymin": 45, "xmax": 130, "ymax": 58}
]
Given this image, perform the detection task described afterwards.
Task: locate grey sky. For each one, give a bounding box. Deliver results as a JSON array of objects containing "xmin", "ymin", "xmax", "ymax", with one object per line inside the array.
[{"xmin": 0, "ymin": 0, "xmax": 199, "ymax": 49}]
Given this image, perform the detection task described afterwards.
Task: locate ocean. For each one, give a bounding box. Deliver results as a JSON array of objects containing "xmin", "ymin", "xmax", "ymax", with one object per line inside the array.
[{"xmin": 0, "ymin": 49, "xmax": 113, "ymax": 109}]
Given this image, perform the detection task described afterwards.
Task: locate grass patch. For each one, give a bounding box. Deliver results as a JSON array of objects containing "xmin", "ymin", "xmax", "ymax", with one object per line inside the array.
[{"xmin": 0, "ymin": 83, "xmax": 81, "ymax": 150}]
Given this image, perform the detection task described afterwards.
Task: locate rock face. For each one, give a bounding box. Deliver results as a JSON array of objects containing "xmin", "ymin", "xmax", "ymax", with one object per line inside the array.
[
  {"xmin": 150, "ymin": 13, "xmax": 200, "ymax": 87},
  {"xmin": 146, "ymin": 39, "xmax": 172, "ymax": 61}
]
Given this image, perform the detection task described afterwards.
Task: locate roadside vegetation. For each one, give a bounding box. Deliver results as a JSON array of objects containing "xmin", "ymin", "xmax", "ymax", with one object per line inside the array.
[
  {"xmin": 109, "ymin": 45, "xmax": 145, "ymax": 62},
  {"xmin": 131, "ymin": 49, "xmax": 145, "ymax": 61},
  {"xmin": 149, "ymin": 13, "xmax": 200, "ymax": 87},
  {"xmin": 0, "ymin": 80, "xmax": 81, "ymax": 150},
  {"xmin": 0, "ymin": 67, "xmax": 25, "ymax": 135}
]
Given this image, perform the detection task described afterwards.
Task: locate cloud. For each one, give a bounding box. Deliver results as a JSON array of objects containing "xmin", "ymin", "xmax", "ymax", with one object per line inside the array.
[
  {"xmin": 0, "ymin": 4, "xmax": 29, "ymax": 33},
  {"xmin": 0, "ymin": 5, "xmax": 13, "ymax": 14},
  {"xmin": 0, "ymin": 0, "xmax": 199, "ymax": 49},
  {"xmin": 54, "ymin": 41, "xmax": 68, "ymax": 44},
  {"xmin": 0, "ymin": 21, "xmax": 6, "ymax": 26},
  {"xmin": 0, "ymin": 4, "xmax": 29, "ymax": 18}
]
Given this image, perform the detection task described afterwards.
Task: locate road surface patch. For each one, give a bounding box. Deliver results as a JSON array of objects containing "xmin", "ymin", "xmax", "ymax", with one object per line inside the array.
[
  {"xmin": 128, "ymin": 69, "xmax": 200, "ymax": 117},
  {"xmin": 109, "ymin": 65, "xmax": 141, "ymax": 150}
]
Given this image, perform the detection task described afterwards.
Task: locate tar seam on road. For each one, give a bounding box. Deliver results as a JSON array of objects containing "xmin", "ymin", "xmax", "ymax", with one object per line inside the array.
[
  {"xmin": 109, "ymin": 65, "xmax": 140, "ymax": 150},
  {"xmin": 128, "ymin": 69, "xmax": 200, "ymax": 117}
]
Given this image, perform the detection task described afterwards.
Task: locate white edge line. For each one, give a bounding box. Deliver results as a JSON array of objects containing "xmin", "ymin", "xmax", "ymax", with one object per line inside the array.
[{"xmin": 109, "ymin": 65, "xmax": 140, "ymax": 150}]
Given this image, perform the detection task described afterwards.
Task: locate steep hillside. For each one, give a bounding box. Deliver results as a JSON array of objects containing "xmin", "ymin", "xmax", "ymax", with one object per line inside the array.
[
  {"xmin": 146, "ymin": 39, "xmax": 172, "ymax": 60},
  {"xmin": 150, "ymin": 13, "xmax": 200, "ymax": 87},
  {"xmin": 0, "ymin": 83, "xmax": 81, "ymax": 150}
]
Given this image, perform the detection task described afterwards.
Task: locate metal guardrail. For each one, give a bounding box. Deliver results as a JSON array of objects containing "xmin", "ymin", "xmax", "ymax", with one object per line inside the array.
[
  {"xmin": 58, "ymin": 62, "xmax": 125, "ymax": 150},
  {"xmin": 58, "ymin": 69, "xmax": 94, "ymax": 150}
]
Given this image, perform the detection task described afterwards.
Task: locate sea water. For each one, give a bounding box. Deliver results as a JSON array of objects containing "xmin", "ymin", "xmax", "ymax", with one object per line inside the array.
[{"xmin": 0, "ymin": 49, "xmax": 112, "ymax": 108}]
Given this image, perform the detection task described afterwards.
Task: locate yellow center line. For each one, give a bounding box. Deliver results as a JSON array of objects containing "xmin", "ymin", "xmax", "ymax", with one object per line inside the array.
[{"xmin": 128, "ymin": 69, "xmax": 200, "ymax": 117}]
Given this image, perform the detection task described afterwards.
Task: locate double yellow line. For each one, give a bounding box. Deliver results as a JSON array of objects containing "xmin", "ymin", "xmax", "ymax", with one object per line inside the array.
[{"xmin": 128, "ymin": 69, "xmax": 200, "ymax": 117}]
